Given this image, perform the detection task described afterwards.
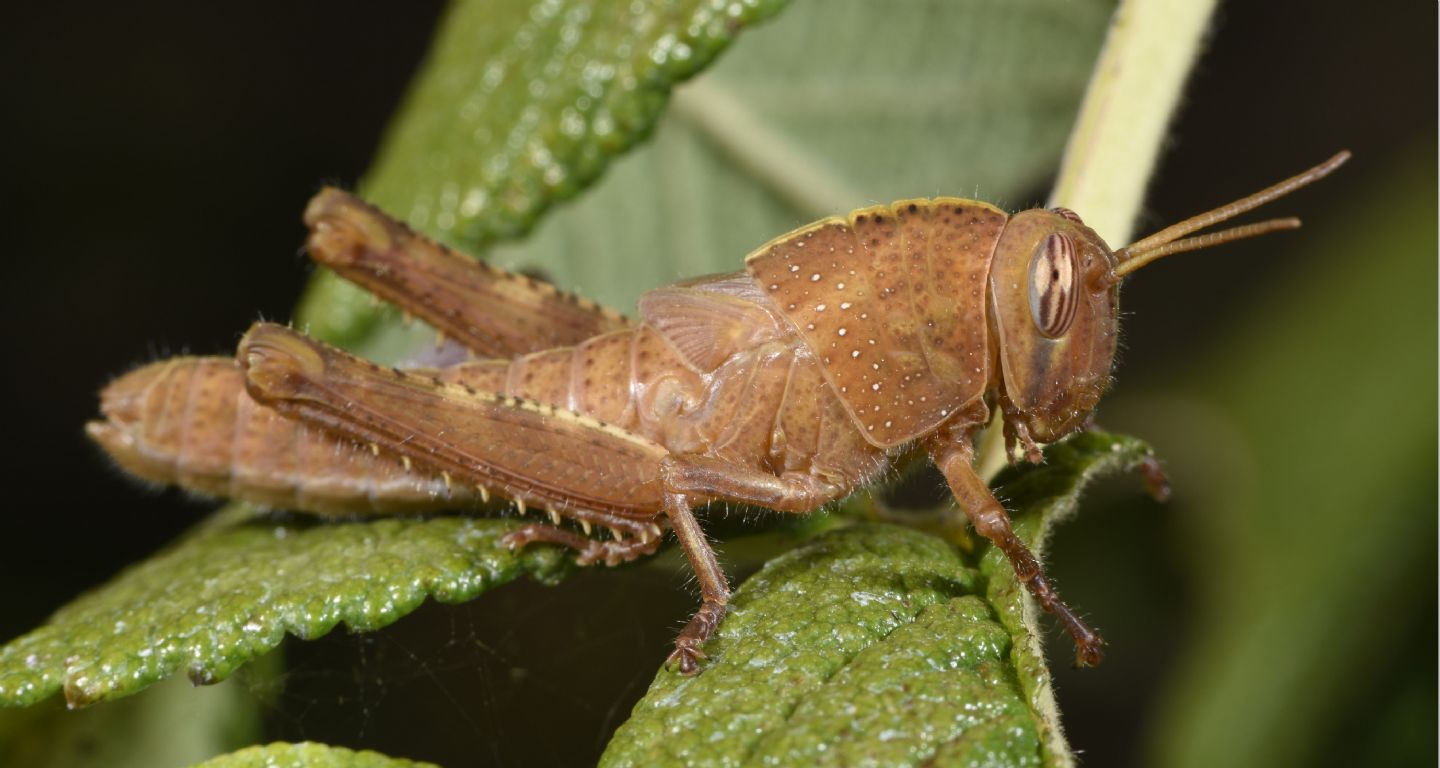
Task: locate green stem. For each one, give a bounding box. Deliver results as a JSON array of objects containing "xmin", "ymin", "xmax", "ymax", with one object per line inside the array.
[{"xmin": 1048, "ymin": 0, "xmax": 1220, "ymax": 246}]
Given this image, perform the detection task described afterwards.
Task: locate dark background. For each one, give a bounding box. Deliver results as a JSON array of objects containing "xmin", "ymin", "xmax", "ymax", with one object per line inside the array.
[{"xmin": 0, "ymin": 2, "xmax": 1433, "ymax": 767}]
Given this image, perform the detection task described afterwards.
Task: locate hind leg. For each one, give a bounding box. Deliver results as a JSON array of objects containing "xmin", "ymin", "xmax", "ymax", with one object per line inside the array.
[{"xmin": 303, "ymin": 188, "xmax": 629, "ymax": 358}]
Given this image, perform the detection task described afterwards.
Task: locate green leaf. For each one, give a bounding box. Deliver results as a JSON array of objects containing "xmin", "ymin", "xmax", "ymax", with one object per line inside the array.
[
  {"xmin": 0, "ymin": 511, "xmax": 569, "ymax": 708},
  {"xmin": 603, "ymin": 432, "xmax": 1155, "ymax": 767},
  {"xmin": 189, "ymin": 742, "xmax": 437, "ymax": 768}
]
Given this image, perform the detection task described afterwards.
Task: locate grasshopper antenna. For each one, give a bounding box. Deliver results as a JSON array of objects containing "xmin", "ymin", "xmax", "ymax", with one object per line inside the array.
[{"xmin": 1112, "ymin": 150, "xmax": 1350, "ymax": 278}]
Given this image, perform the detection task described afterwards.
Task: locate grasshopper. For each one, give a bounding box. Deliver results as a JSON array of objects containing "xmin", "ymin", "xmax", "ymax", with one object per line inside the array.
[{"xmin": 89, "ymin": 152, "xmax": 1347, "ymax": 673}]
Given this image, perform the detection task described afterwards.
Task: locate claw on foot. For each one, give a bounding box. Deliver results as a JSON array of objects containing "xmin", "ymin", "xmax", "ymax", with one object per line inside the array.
[
  {"xmin": 667, "ymin": 599, "xmax": 727, "ymax": 675},
  {"xmin": 666, "ymin": 644, "xmax": 708, "ymax": 676}
]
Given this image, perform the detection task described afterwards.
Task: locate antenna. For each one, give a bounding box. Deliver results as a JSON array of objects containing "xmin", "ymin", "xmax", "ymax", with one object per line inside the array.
[{"xmin": 1112, "ymin": 151, "xmax": 1350, "ymax": 278}]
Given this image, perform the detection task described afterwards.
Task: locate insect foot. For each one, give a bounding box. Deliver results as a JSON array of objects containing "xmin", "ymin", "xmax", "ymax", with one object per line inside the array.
[{"xmin": 666, "ymin": 599, "xmax": 728, "ymax": 676}]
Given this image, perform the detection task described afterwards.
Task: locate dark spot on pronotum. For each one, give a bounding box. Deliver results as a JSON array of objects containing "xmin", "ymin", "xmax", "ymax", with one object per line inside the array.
[{"xmin": 907, "ymin": 203, "xmax": 918, "ymax": 213}]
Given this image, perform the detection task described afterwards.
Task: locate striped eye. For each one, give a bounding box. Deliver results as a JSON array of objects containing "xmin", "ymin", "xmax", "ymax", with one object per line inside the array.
[{"xmin": 1028, "ymin": 233, "xmax": 1079, "ymax": 338}]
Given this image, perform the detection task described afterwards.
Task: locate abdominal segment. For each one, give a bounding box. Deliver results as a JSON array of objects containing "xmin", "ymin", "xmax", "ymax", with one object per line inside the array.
[{"xmin": 88, "ymin": 357, "xmax": 474, "ymax": 515}]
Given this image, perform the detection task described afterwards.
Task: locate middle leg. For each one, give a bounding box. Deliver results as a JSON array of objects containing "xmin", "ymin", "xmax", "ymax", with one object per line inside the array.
[{"xmin": 657, "ymin": 456, "xmax": 851, "ymax": 673}]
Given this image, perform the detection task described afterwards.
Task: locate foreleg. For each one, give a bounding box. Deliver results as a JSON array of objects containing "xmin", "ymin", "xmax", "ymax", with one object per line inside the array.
[{"xmin": 929, "ymin": 434, "xmax": 1105, "ymax": 667}]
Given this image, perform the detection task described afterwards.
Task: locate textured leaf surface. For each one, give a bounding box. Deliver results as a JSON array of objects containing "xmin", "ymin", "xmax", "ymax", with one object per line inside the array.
[
  {"xmin": 300, "ymin": 0, "xmax": 791, "ymax": 345},
  {"xmin": 191, "ymin": 742, "xmax": 436, "ymax": 768},
  {"xmin": 603, "ymin": 432, "xmax": 1154, "ymax": 767},
  {"xmin": 0, "ymin": 511, "xmax": 569, "ymax": 708}
]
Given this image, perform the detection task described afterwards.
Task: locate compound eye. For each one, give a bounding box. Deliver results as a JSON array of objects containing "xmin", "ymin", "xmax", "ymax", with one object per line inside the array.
[{"xmin": 1029, "ymin": 233, "xmax": 1079, "ymax": 338}]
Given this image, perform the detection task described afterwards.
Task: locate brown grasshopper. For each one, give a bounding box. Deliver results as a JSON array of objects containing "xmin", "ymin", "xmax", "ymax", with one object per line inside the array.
[{"xmin": 88, "ymin": 152, "xmax": 1347, "ymax": 673}]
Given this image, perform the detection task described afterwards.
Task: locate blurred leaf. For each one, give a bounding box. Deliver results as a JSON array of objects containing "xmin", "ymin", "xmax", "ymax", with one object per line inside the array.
[
  {"xmin": 298, "ymin": 0, "xmax": 792, "ymax": 346},
  {"xmin": 190, "ymin": 742, "xmax": 436, "ymax": 768},
  {"xmin": 1148, "ymin": 151, "xmax": 1437, "ymax": 766},
  {"xmin": 0, "ymin": 674, "xmax": 260, "ymax": 768},
  {"xmin": 0, "ymin": 511, "xmax": 569, "ymax": 708},
  {"xmin": 604, "ymin": 432, "xmax": 1155, "ymax": 767},
  {"xmin": 483, "ymin": 0, "xmax": 1114, "ymax": 315}
]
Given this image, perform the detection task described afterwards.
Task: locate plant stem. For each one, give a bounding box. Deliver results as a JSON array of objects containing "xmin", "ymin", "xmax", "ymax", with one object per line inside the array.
[{"xmin": 1048, "ymin": 0, "xmax": 1220, "ymax": 246}]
